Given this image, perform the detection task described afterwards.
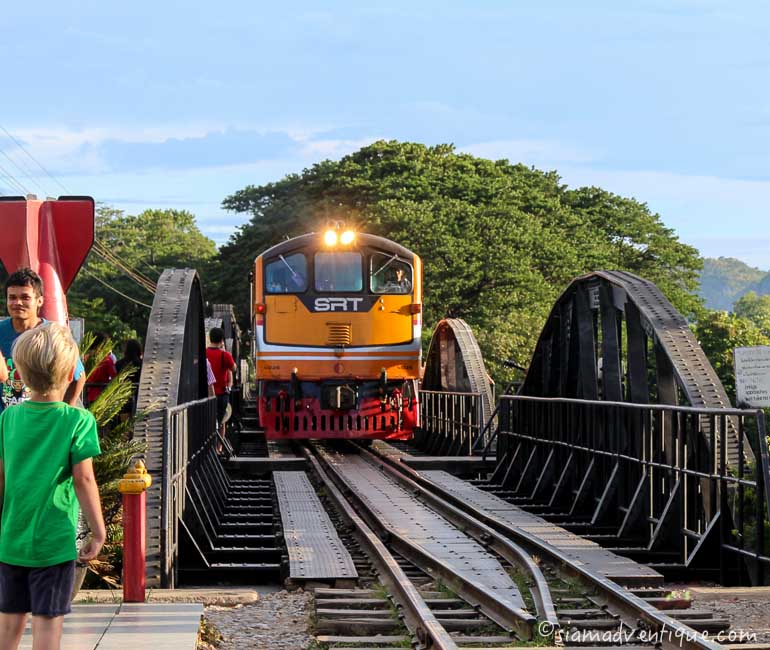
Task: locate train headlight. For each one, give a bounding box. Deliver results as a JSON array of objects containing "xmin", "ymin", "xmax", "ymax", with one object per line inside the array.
[
  {"xmin": 340, "ymin": 230, "xmax": 355, "ymax": 245},
  {"xmin": 324, "ymin": 230, "xmax": 338, "ymax": 246}
]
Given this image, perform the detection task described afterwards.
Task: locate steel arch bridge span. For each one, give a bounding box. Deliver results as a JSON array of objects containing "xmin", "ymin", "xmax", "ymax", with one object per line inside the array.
[
  {"xmin": 133, "ymin": 269, "xmax": 209, "ymax": 588},
  {"xmin": 519, "ymin": 269, "xmax": 750, "ymax": 466},
  {"xmin": 416, "ymin": 319, "xmax": 496, "ymax": 454},
  {"xmin": 422, "ymin": 318, "xmax": 495, "ymax": 425}
]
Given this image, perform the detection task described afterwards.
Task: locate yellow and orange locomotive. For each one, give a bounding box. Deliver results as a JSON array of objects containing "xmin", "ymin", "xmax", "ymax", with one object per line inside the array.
[{"xmin": 251, "ymin": 227, "xmax": 422, "ymax": 440}]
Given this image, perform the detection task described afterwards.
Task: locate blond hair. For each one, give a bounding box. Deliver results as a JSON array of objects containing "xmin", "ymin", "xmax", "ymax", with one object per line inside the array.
[{"xmin": 12, "ymin": 322, "xmax": 79, "ymax": 394}]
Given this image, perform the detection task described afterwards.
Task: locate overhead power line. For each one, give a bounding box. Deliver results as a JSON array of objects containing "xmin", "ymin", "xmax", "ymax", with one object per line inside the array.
[
  {"xmin": 91, "ymin": 242, "xmax": 157, "ymax": 294},
  {"xmin": 94, "ymin": 242, "xmax": 157, "ymax": 289},
  {"xmin": 0, "ymin": 125, "xmax": 162, "ymax": 300},
  {"xmin": 81, "ymin": 267, "xmax": 152, "ymax": 309},
  {"xmin": 91, "ymin": 252, "xmax": 156, "ymax": 295},
  {"xmin": 0, "ymin": 145, "xmax": 48, "ymax": 197},
  {"xmin": 0, "ymin": 161, "xmax": 31, "ymax": 195},
  {"xmin": 0, "ymin": 124, "xmax": 70, "ymax": 194}
]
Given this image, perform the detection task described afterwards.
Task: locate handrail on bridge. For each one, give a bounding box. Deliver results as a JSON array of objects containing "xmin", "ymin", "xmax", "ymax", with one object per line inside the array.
[
  {"xmin": 473, "ymin": 382, "xmax": 517, "ymax": 461},
  {"xmin": 416, "ymin": 389, "xmax": 485, "ymax": 456},
  {"xmin": 159, "ymin": 395, "xmax": 218, "ymax": 588},
  {"xmin": 495, "ymin": 394, "xmax": 770, "ymax": 585}
]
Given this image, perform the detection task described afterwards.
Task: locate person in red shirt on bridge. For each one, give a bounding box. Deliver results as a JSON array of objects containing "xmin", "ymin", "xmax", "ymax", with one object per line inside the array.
[
  {"xmin": 85, "ymin": 333, "xmax": 117, "ymax": 405},
  {"xmin": 205, "ymin": 328, "xmax": 236, "ymax": 446}
]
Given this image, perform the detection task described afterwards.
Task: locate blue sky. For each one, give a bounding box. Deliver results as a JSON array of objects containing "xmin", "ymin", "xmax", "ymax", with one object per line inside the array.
[{"xmin": 2, "ymin": 1, "xmax": 770, "ymax": 268}]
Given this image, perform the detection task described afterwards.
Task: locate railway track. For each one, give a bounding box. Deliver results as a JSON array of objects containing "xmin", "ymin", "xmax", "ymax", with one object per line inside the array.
[{"xmin": 302, "ymin": 441, "xmax": 735, "ymax": 650}]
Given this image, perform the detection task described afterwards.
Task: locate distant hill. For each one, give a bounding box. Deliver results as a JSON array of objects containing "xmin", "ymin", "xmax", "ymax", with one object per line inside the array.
[{"xmin": 698, "ymin": 257, "xmax": 768, "ymax": 311}]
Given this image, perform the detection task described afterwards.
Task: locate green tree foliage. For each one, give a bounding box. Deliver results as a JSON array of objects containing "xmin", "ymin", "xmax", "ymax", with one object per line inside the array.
[
  {"xmin": 561, "ymin": 187, "xmax": 703, "ymax": 318},
  {"xmin": 68, "ymin": 206, "xmax": 217, "ymax": 340},
  {"xmin": 734, "ymin": 291, "xmax": 770, "ymax": 338},
  {"xmin": 214, "ymin": 141, "xmax": 702, "ymax": 383},
  {"xmin": 692, "ymin": 310, "xmax": 770, "ymax": 402}
]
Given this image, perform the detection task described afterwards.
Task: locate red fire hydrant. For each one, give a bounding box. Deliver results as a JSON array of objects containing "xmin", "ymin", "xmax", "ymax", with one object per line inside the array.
[{"xmin": 118, "ymin": 460, "xmax": 152, "ymax": 602}]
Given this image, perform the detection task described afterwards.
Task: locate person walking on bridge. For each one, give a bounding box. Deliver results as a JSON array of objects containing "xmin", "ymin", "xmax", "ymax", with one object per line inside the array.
[
  {"xmin": 84, "ymin": 333, "xmax": 117, "ymax": 405},
  {"xmin": 206, "ymin": 327, "xmax": 236, "ymax": 448},
  {"xmin": 0, "ymin": 268, "xmax": 86, "ymax": 412}
]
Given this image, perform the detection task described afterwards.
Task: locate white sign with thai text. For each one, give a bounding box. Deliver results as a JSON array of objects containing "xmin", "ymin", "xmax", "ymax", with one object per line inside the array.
[{"xmin": 734, "ymin": 345, "xmax": 770, "ymax": 407}]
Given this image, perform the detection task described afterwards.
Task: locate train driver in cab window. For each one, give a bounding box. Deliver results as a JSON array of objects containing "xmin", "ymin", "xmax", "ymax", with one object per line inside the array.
[
  {"xmin": 376, "ymin": 263, "xmax": 412, "ymax": 294},
  {"xmin": 388, "ymin": 267, "xmax": 412, "ymax": 293},
  {"xmin": 370, "ymin": 253, "xmax": 412, "ymax": 294}
]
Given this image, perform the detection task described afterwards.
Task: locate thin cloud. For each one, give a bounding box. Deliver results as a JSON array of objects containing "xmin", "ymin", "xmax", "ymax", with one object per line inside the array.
[
  {"xmin": 200, "ymin": 225, "xmax": 238, "ymax": 234},
  {"xmin": 1, "ymin": 125, "xmax": 380, "ymax": 177},
  {"xmin": 85, "ymin": 128, "xmax": 299, "ymax": 173},
  {"xmin": 554, "ymin": 165, "xmax": 770, "ymax": 269},
  {"xmin": 560, "ymin": 167, "xmax": 770, "ymax": 227},
  {"xmin": 688, "ymin": 236, "xmax": 770, "ymax": 270}
]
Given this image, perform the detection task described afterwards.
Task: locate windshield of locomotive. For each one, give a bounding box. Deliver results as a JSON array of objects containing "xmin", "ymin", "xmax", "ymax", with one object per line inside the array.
[
  {"xmin": 314, "ymin": 252, "xmax": 362, "ymax": 292},
  {"xmin": 265, "ymin": 252, "xmax": 308, "ymax": 293},
  {"xmin": 370, "ymin": 252, "xmax": 413, "ymax": 294}
]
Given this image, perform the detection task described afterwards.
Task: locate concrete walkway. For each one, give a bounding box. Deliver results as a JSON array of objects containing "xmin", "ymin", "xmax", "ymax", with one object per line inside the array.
[{"xmin": 20, "ymin": 603, "xmax": 203, "ymax": 650}]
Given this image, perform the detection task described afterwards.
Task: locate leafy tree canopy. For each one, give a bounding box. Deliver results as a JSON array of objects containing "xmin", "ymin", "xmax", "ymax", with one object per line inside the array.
[
  {"xmin": 692, "ymin": 309, "xmax": 770, "ymax": 403},
  {"xmin": 68, "ymin": 206, "xmax": 217, "ymax": 341},
  {"xmin": 734, "ymin": 291, "xmax": 770, "ymax": 338},
  {"xmin": 214, "ymin": 140, "xmax": 702, "ymax": 383}
]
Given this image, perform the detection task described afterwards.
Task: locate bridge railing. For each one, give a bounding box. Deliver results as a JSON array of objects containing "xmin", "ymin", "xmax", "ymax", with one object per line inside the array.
[
  {"xmin": 495, "ymin": 395, "xmax": 770, "ymax": 585},
  {"xmin": 160, "ymin": 395, "xmax": 217, "ymax": 587},
  {"xmin": 416, "ymin": 390, "xmax": 486, "ymax": 455}
]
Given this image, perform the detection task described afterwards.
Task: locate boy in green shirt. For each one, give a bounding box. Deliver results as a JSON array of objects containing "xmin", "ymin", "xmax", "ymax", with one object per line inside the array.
[{"xmin": 0, "ymin": 322, "xmax": 106, "ymax": 650}]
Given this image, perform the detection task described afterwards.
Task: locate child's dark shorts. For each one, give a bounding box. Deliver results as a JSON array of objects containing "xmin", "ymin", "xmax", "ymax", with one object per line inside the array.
[{"xmin": 0, "ymin": 560, "xmax": 75, "ymax": 617}]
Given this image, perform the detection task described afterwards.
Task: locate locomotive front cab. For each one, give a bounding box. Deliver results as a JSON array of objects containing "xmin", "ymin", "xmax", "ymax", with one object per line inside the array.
[{"xmin": 252, "ymin": 230, "xmax": 422, "ymax": 440}]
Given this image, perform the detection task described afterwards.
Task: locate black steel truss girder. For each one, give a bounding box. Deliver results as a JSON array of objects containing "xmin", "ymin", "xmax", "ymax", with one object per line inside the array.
[
  {"xmin": 133, "ymin": 269, "xmax": 208, "ymax": 588},
  {"xmin": 520, "ymin": 270, "xmax": 753, "ymax": 467}
]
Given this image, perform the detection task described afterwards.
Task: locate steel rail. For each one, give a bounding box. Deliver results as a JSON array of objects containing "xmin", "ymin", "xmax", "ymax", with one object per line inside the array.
[
  {"xmin": 313, "ymin": 443, "xmax": 539, "ymax": 640},
  {"xmin": 354, "ymin": 444, "xmax": 557, "ymax": 629},
  {"xmin": 369, "ymin": 443, "xmax": 725, "ymax": 650},
  {"xmin": 300, "ymin": 446, "xmax": 460, "ymax": 650}
]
